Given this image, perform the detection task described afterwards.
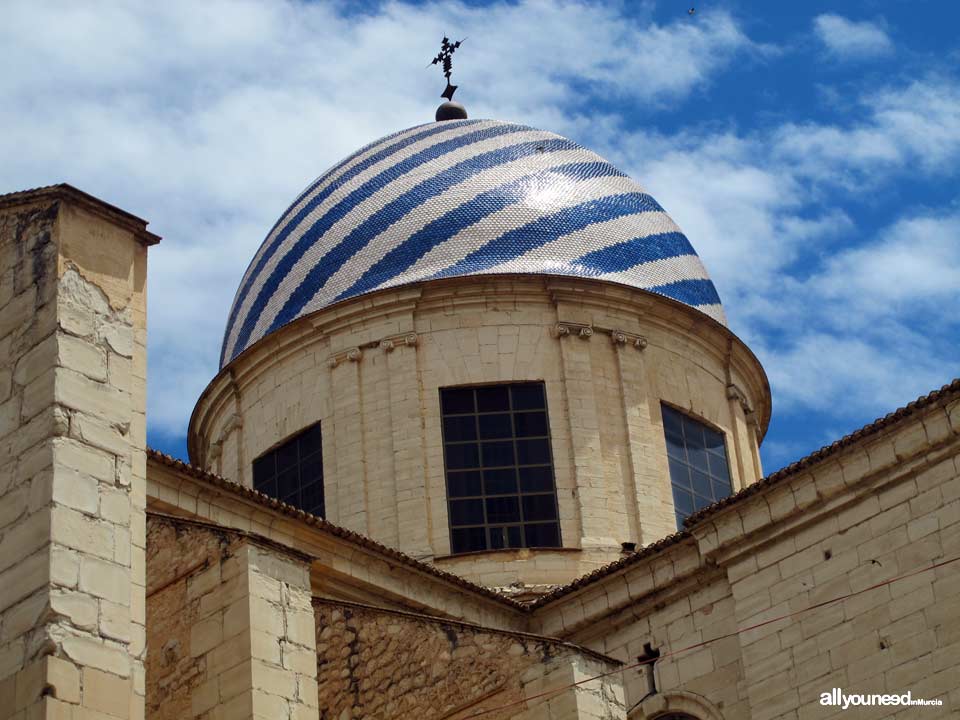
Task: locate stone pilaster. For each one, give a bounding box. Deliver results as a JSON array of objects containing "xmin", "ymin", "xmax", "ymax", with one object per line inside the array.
[
  {"xmin": 0, "ymin": 185, "xmax": 157, "ymax": 720},
  {"xmin": 555, "ymin": 323, "xmax": 616, "ymax": 550},
  {"xmin": 329, "ymin": 347, "xmax": 368, "ymax": 533},
  {"xmin": 513, "ymin": 653, "xmax": 626, "ymax": 719}
]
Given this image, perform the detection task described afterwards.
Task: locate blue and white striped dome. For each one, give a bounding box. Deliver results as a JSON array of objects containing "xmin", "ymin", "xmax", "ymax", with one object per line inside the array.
[{"xmin": 221, "ymin": 119, "xmax": 725, "ymax": 366}]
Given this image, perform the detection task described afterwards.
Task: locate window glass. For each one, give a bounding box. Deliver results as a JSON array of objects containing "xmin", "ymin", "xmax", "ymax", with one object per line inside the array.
[
  {"xmin": 661, "ymin": 405, "xmax": 732, "ymax": 528},
  {"xmin": 440, "ymin": 382, "xmax": 562, "ymax": 553},
  {"xmin": 448, "ymin": 471, "xmax": 482, "ymax": 498},
  {"xmin": 251, "ymin": 422, "xmax": 325, "ymax": 518}
]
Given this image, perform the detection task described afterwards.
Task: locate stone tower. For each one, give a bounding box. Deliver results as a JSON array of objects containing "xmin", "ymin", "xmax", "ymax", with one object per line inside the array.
[{"xmin": 0, "ymin": 185, "xmax": 157, "ymax": 720}]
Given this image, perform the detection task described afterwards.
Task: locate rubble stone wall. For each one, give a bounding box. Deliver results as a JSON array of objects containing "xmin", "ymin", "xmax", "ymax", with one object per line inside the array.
[
  {"xmin": 145, "ymin": 517, "xmax": 235, "ymax": 720},
  {"xmin": 313, "ymin": 600, "xmax": 622, "ymax": 719}
]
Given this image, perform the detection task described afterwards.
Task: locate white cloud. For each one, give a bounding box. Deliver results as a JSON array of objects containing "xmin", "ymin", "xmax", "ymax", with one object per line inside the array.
[
  {"xmin": 813, "ymin": 14, "xmax": 893, "ymax": 60},
  {"xmin": 586, "ymin": 79, "xmax": 960, "ymax": 425},
  {"xmin": 0, "ymin": 0, "xmax": 761, "ymax": 440},
  {"xmin": 1, "ymin": 0, "xmax": 955, "ymax": 462},
  {"xmin": 772, "ymin": 78, "xmax": 960, "ymax": 184},
  {"xmin": 812, "ymin": 214, "xmax": 960, "ymax": 311}
]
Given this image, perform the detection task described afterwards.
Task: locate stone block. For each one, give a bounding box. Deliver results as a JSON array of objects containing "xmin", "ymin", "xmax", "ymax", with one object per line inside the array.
[
  {"xmin": 82, "ymin": 667, "xmax": 131, "ymax": 719},
  {"xmin": 61, "ymin": 636, "xmax": 130, "ymax": 677},
  {"xmin": 54, "ymin": 367, "xmax": 128, "ymax": 427},
  {"xmin": 251, "ymin": 660, "xmax": 296, "ymax": 700},
  {"xmin": 19, "ymin": 368, "xmax": 56, "ymax": 423},
  {"xmin": 191, "ymin": 678, "xmax": 220, "ymax": 716},
  {"xmin": 251, "ymin": 631, "xmax": 281, "ymax": 666},
  {"xmin": 99, "ymin": 600, "xmax": 131, "ymax": 642},
  {"xmin": 13, "ymin": 659, "xmax": 45, "ymax": 712},
  {"xmin": 50, "ymin": 506, "xmax": 114, "ymax": 561},
  {"xmin": 79, "ymin": 557, "xmax": 129, "ymax": 605},
  {"xmin": 58, "ymin": 334, "xmax": 107, "ymax": 383},
  {"xmin": 251, "ymin": 688, "xmax": 288, "ymax": 718},
  {"xmin": 0, "ymin": 510, "xmax": 50, "ymax": 574},
  {"xmin": 190, "ymin": 616, "xmax": 223, "ymax": 657},
  {"xmin": 206, "ymin": 632, "xmax": 250, "ymax": 674},
  {"xmin": 0, "ymin": 397, "xmax": 21, "ymax": 443},
  {"xmin": 99, "ymin": 487, "xmax": 130, "ymax": 526},
  {"xmin": 279, "ymin": 642, "xmax": 314, "ymax": 675},
  {"xmin": 0, "ymin": 486, "xmax": 27, "ymax": 531},
  {"xmin": 51, "ymin": 468, "xmax": 99, "ymax": 515},
  {"xmin": 0, "ymin": 286, "xmax": 37, "ymax": 341},
  {"xmin": 45, "ymin": 656, "xmax": 80, "ymax": 704},
  {"xmin": 12, "ymin": 334, "xmax": 57, "ymax": 388},
  {"xmin": 49, "ymin": 589, "xmax": 98, "ymax": 631},
  {"xmin": 248, "ymin": 597, "xmax": 283, "ymax": 637},
  {"xmin": 59, "ymin": 301, "xmax": 94, "ymax": 338},
  {"xmin": 53, "ymin": 438, "xmax": 114, "ymax": 484},
  {"xmin": 217, "ymin": 658, "xmax": 253, "ymax": 703},
  {"xmin": 50, "ymin": 546, "xmax": 79, "ymax": 589},
  {"xmin": 70, "ymin": 415, "xmax": 130, "ymax": 458},
  {"xmin": 223, "ymin": 598, "xmax": 251, "ymax": 641},
  {"xmin": 99, "ymin": 324, "xmax": 133, "ymax": 359}
]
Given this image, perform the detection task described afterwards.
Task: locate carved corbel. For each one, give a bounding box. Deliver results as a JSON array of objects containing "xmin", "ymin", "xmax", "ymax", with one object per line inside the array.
[
  {"xmin": 379, "ymin": 332, "xmax": 418, "ymax": 353},
  {"xmin": 611, "ymin": 329, "xmax": 648, "ymax": 350},
  {"xmin": 328, "ymin": 346, "xmax": 363, "ymax": 368},
  {"xmin": 221, "ymin": 413, "xmax": 243, "ymax": 435},
  {"xmin": 726, "ymin": 383, "xmax": 754, "ymax": 414},
  {"xmin": 555, "ymin": 322, "xmax": 593, "ymax": 339}
]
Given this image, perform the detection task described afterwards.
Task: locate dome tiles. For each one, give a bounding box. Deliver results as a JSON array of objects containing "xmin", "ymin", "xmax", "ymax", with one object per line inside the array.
[{"xmin": 220, "ymin": 119, "xmax": 725, "ymax": 366}]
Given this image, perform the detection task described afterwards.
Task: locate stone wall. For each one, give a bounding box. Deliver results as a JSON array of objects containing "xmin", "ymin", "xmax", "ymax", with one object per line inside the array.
[
  {"xmin": 313, "ymin": 600, "xmax": 622, "ymax": 719},
  {"xmin": 145, "ymin": 517, "xmax": 231, "ymax": 720},
  {"xmin": 191, "ymin": 276, "xmax": 768, "ymax": 587},
  {"xmin": 0, "ymin": 197, "xmax": 59, "ymax": 689},
  {"xmin": 530, "ymin": 384, "xmax": 960, "ymax": 718},
  {"xmin": 0, "ymin": 187, "xmax": 153, "ymax": 720},
  {"xmin": 146, "ymin": 514, "xmax": 318, "ymax": 720}
]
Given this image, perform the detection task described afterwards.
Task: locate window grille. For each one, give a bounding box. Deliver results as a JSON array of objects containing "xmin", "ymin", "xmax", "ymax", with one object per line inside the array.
[
  {"xmin": 662, "ymin": 404, "xmax": 732, "ymax": 529},
  {"xmin": 252, "ymin": 423, "xmax": 325, "ymax": 517},
  {"xmin": 440, "ymin": 382, "xmax": 561, "ymax": 554}
]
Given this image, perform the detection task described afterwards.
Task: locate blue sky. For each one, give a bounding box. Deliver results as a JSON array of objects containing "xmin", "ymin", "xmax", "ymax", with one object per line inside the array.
[{"xmin": 2, "ymin": 0, "xmax": 957, "ymax": 473}]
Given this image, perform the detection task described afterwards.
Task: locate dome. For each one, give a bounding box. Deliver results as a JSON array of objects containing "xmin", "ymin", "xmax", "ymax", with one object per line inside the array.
[{"xmin": 220, "ymin": 119, "xmax": 725, "ymax": 366}]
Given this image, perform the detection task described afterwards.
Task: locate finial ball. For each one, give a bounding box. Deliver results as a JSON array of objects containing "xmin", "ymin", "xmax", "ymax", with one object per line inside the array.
[{"xmin": 436, "ymin": 101, "xmax": 468, "ymax": 121}]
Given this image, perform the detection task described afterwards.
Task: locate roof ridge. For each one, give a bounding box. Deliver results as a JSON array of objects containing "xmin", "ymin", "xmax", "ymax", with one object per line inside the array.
[
  {"xmin": 683, "ymin": 376, "xmax": 960, "ymax": 527},
  {"xmin": 145, "ymin": 448, "xmax": 525, "ymax": 611},
  {"xmin": 528, "ymin": 377, "xmax": 959, "ymax": 609}
]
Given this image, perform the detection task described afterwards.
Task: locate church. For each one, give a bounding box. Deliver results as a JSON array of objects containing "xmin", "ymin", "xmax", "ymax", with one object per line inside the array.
[{"xmin": 0, "ymin": 88, "xmax": 957, "ymax": 720}]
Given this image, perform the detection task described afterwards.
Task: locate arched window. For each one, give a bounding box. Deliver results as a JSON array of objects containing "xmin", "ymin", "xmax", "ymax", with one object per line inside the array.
[
  {"xmin": 440, "ymin": 382, "xmax": 561, "ymax": 554},
  {"xmin": 628, "ymin": 690, "xmax": 724, "ymax": 720}
]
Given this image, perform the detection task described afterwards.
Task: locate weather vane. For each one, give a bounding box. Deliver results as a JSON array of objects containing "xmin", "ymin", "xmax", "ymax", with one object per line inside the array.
[{"xmin": 430, "ymin": 36, "xmax": 464, "ymax": 101}]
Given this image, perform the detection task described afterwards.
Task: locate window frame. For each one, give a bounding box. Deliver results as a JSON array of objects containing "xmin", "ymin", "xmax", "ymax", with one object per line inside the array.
[
  {"xmin": 439, "ymin": 381, "xmax": 563, "ymax": 555},
  {"xmin": 251, "ymin": 422, "xmax": 325, "ymax": 518},
  {"xmin": 660, "ymin": 402, "xmax": 733, "ymax": 529}
]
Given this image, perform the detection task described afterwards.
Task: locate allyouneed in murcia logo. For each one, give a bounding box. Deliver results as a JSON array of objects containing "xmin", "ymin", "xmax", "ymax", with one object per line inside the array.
[{"xmin": 820, "ymin": 688, "xmax": 943, "ymax": 709}]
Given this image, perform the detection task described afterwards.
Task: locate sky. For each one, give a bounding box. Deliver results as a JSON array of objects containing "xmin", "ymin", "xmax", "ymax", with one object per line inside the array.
[{"xmin": 2, "ymin": 0, "xmax": 958, "ymax": 473}]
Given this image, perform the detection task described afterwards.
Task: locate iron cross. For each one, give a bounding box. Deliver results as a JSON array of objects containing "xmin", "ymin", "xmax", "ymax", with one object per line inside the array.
[{"xmin": 430, "ymin": 36, "xmax": 464, "ymax": 101}]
